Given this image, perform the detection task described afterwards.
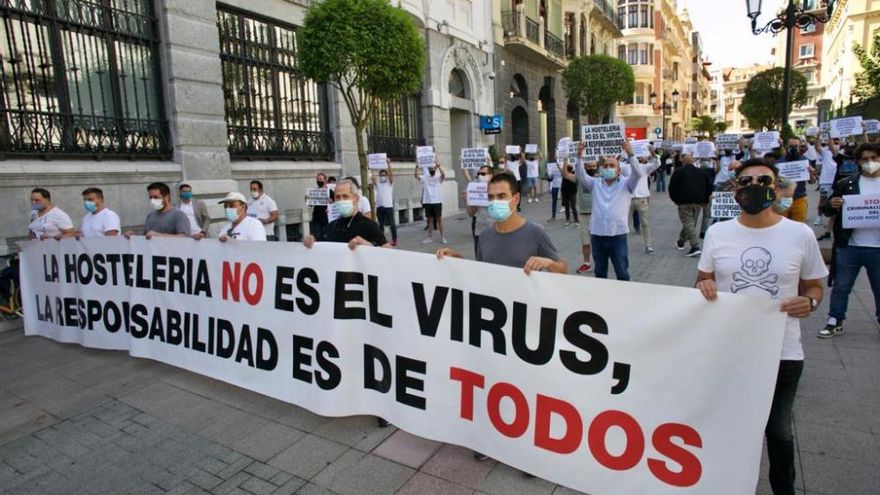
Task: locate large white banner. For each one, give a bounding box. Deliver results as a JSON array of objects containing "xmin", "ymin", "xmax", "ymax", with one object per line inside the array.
[{"xmin": 19, "ymin": 239, "xmax": 786, "ymax": 495}]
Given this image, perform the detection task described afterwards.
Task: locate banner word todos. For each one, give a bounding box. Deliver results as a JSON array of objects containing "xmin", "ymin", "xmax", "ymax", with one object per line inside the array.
[
  {"xmin": 305, "ymin": 188, "xmax": 329, "ymax": 207},
  {"xmin": 711, "ymin": 192, "xmax": 741, "ymax": 219},
  {"xmin": 460, "ymin": 148, "xmax": 488, "ymax": 170},
  {"xmin": 777, "ymin": 160, "xmax": 811, "ymax": 182},
  {"xmin": 20, "ymin": 239, "xmax": 787, "ymax": 495},
  {"xmin": 716, "ymin": 134, "xmax": 740, "ymax": 151},
  {"xmin": 466, "ymin": 182, "xmax": 489, "ymax": 207},
  {"xmin": 368, "ymin": 153, "xmax": 388, "ymax": 170},
  {"xmin": 830, "ymin": 116, "xmax": 863, "ymax": 139},
  {"xmin": 581, "ymin": 123, "xmax": 625, "ymax": 161},
  {"xmin": 752, "ymin": 131, "xmax": 779, "ymax": 151},
  {"xmin": 841, "ymin": 194, "xmax": 880, "ymax": 229},
  {"xmin": 416, "ymin": 146, "xmax": 435, "ymax": 169}
]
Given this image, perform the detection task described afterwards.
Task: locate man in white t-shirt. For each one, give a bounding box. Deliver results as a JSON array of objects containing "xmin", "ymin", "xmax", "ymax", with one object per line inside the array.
[
  {"xmin": 817, "ymin": 143, "xmax": 880, "ymax": 338},
  {"xmin": 371, "ymin": 161, "xmax": 397, "ymax": 246},
  {"xmin": 415, "ymin": 161, "xmax": 447, "ymax": 244},
  {"xmin": 628, "ymin": 149, "xmax": 661, "ymax": 254},
  {"xmin": 813, "ymin": 139, "xmax": 839, "ymax": 226},
  {"xmin": 695, "ymin": 158, "xmax": 827, "ymax": 495},
  {"xmin": 79, "ymin": 187, "xmax": 120, "ymax": 238},
  {"xmin": 212, "ymin": 192, "xmax": 266, "ymax": 242},
  {"xmin": 28, "ymin": 188, "xmax": 74, "ymax": 240},
  {"xmin": 247, "ymin": 180, "xmax": 279, "ymax": 241}
]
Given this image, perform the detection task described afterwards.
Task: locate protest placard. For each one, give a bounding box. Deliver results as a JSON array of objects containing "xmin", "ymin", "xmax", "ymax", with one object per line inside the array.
[
  {"xmin": 460, "ymin": 148, "xmax": 488, "ymax": 170},
  {"xmin": 711, "ymin": 191, "xmax": 741, "ymax": 219},
  {"xmin": 777, "ymin": 160, "xmax": 811, "ymax": 182},
  {"xmin": 305, "ymin": 188, "xmax": 330, "ymax": 207},
  {"xmin": 631, "ymin": 140, "xmax": 650, "ymax": 158},
  {"xmin": 694, "ymin": 141, "xmax": 716, "ymax": 158},
  {"xmin": 864, "ymin": 119, "xmax": 880, "ymax": 134},
  {"xmin": 682, "ymin": 144, "xmax": 696, "ymax": 156},
  {"xmin": 820, "ymin": 122, "xmax": 831, "ymax": 132},
  {"xmin": 581, "ymin": 123, "xmax": 625, "ymax": 161},
  {"xmin": 525, "ymin": 144, "xmax": 538, "ymax": 154},
  {"xmin": 20, "ymin": 238, "xmax": 787, "ymax": 495},
  {"xmin": 466, "ymin": 181, "xmax": 489, "ymax": 207},
  {"xmin": 368, "ymin": 153, "xmax": 388, "ymax": 170},
  {"xmin": 752, "ymin": 131, "xmax": 780, "ymax": 151},
  {"xmin": 526, "ymin": 160, "xmax": 540, "ymax": 178},
  {"xmin": 505, "ymin": 145, "xmax": 521, "ymax": 156},
  {"xmin": 842, "ymin": 195, "xmax": 880, "ymax": 229},
  {"xmin": 716, "ymin": 133, "xmax": 740, "ymax": 151},
  {"xmin": 556, "ymin": 137, "xmax": 571, "ymax": 162},
  {"xmin": 416, "ymin": 146, "xmax": 435, "ymax": 168},
  {"xmin": 830, "ymin": 116, "xmax": 863, "ymax": 138}
]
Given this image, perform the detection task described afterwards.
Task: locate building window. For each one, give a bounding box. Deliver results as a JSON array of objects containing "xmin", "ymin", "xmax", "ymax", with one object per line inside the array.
[
  {"xmin": 799, "ymin": 43, "xmax": 815, "ymax": 58},
  {"xmin": 801, "ymin": 23, "xmax": 816, "ymax": 34},
  {"xmin": 650, "ymin": 43, "xmax": 654, "ymax": 64},
  {"xmin": 635, "ymin": 83, "xmax": 645, "ymax": 104},
  {"xmin": 0, "ymin": 0, "xmax": 168, "ymax": 157},
  {"xmin": 368, "ymin": 92, "xmax": 424, "ymax": 160},
  {"xmin": 618, "ymin": 45, "xmax": 627, "ymax": 61},
  {"xmin": 218, "ymin": 6, "xmax": 333, "ymax": 160},
  {"xmin": 618, "ymin": 6, "xmax": 626, "ymax": 29},
  {"xmin": 639, "ymin": 5, "xmax": 649, "ymax": 28},
  {"xmin": 627, "ymin": 43, "xmax": 638, "ymax": 65},
  {"xmin": 628, "ymin": 5, "xmax": 638, "ymax": 28},
  {"xmin": 639, "ymin": 44, "xmax": 648, "ymax": 65}
]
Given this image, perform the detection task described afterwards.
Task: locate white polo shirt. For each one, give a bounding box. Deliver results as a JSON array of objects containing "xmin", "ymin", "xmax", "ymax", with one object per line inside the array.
[{"xmin": 247, "ymin": 194, "xmax": 278, "ymax": 236}]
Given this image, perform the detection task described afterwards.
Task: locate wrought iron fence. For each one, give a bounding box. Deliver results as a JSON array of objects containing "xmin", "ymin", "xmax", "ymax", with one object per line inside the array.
[
  {"xmin": 596, "ymin": 0, "xmax": 622, "ymax": 30},
  {"xmin": 525, "ymin": 17, "xmax": 540, "ymax": 44},
  {"xmin": 0, "ymin": 0, "xmax": 169, "ymax": 158},
  {"xmin": 367, "ymin": 92, "xmax": 424, "ymax": 161},
  {"xmin": 217, "ymin": 5, "xmax": 333, "ymax": 160},
  {"xmin": 545, "ymin": 31, "xmax": 565, "ymax": 58}
]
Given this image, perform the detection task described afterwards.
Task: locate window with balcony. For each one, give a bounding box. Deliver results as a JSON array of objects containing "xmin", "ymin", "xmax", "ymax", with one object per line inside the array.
[
  {"xmin": 367, "ymin": 92, "xmax": 424, "ymax": 160},
  {"xmin": 799, "ymin": 43, "xmax": 815, "ymax": 59}
]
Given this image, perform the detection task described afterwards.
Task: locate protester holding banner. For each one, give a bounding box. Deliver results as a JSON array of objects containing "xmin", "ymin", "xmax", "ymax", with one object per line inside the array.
[
  {"xmin": 669, "ymin": 151, "xmax": 712, "ymax": 257},
  {"xmin": 629, "ymin": 149, "xmax": 662, "ymax": 254},
  {"xmin": 818, "ymin": 143, "xmax": 880, "ymax": 338},
  {"xmin": 308, "ymin": 173, "xmax": 333, "ymax": 241},
  {"xmin": 522, "ymin": 147, "xmax": 541, "ymax": 204},
  {"xmin": 213, "ymin": 192, "xmax": 266, "ymax": 242},
  {"xmin": 371, "ymin": 163, "xmax": 397, "ymax": 246},
  {"xmin": 28, "ymin": 188, "xmax": 74, "ymax": 241},
  {"xmin": 124, "ymin": 182, "xmax": 190, "ymax": 240},
  {"xmin": 177, "ymin": 184, "xmax": 211, "ymax": 239},
  {"xmin": 574, "ymin": 140, "xmax": 643, "ymax": 280},
  {"xmin": 696, "ymin": 157, "xmax": 827, "ymax": 495},
  {"xmin": 247, "ymin": 180, "xmax": 279, "ymax": 241},
  {"xmin": 303, "ymin": 179, "xmax": 390, "ymax": 250},
  {"xmin": 415, "ymin": 160, "xmax": 447, "ymax": 244},
  {"xmin": 78, "ymin": 188, "xmax": 120, "ymax": 238}
]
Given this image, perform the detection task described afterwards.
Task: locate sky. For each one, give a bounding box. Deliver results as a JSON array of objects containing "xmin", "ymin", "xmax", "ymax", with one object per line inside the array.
[{"xmin": 684, "ymin": 0, "xmax": 787, "ymax": 70}]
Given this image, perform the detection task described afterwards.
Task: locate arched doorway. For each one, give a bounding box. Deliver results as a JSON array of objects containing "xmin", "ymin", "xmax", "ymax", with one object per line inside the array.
[
  {"xmin": 511, "ymin": 106, "xmax": 529, "ymax": 146},
  {"xmin": 510, "ymin": 74, "xmax": 528, "ymax": 101}
]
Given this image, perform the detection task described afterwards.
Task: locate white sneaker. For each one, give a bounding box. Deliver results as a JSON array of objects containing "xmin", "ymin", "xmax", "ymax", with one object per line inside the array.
[
  {"xmin": 441, "ymin": 237, "xmax": 448, "ymax": 244},
  {"xmin": 421, "ymin": 237, "xmax": 433, "ymax": 244},
  {"xmin": 527, "ymin": 198, "xmax": 533, "ymax": 204},
  {"xmin": 535, "ymin": 198, "xmax": 540, "ymax": 203}
]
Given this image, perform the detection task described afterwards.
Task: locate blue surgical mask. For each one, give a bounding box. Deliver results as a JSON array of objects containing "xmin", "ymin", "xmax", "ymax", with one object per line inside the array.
[
  {"xmin": 225, "ymin": 207, "xmax": 239, "ymax": 221},
  {"xmin": 600, "ymin": 168, "xmax": 617, "ymax": 180},
  {"xmin": 180, "ymin": 191, "xmax": 193, "ymax": 201},
  {"xmin": 487, "ymin": 200, "xmax": 512, "ymax": 222},
  {"xmin": 84, "ymin": 201, "xmax": 97, "ymax": 213},
  {"xmin": 31, "ymin": 202, "xmax": 45, "ymax": 211},
  {"xmin": 334, "ymin": 200, "xmax": 355, "ymax": 218},
  {"xmin": 776, "ymin": 197, "xmax": 793, "ymax": 211}
]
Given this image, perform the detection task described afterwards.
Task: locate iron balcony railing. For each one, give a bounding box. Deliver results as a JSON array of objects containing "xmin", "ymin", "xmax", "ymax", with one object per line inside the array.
[
  {"xmin": 596, "ymin": 0, "xmax": 621, "ymax": 29},
  {"xmin": 502, "ymin": 10, "xmax": 540, "ymax": 46},
  {"xmin": 544, "ymin": 31, "xmax": 565, "ymax": 58}
]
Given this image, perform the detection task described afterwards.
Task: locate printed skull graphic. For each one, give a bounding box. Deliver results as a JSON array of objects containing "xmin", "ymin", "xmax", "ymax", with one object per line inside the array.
[{"xmin": 741, "ymin": 247, "xmax": 771, "ymax": 277}]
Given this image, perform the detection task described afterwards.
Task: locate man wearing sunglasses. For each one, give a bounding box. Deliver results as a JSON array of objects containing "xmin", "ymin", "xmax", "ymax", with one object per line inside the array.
[
  {"xmin": 818, "ymin": 143, "xmax": 880, "ymax": 338},
  {"xmin": 695, "ymin": 158, "xmax": 827, "ymax": 495}
]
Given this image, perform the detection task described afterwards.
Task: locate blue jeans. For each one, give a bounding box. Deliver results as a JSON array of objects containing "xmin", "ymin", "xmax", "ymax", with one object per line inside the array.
[
  {"xmin": 550, "ymin": 187, "xmax": 559, "ymax": 219},
  {"xmin": 766, "ymin": 360, "xmax": 803, "ymax": 495},
  {"xmin": 591, "ymin": 234, "xmax": 629, "ymax": 280},
  {"xmin": 829, "ymin": 245, "xmax": 880, "ymax": 322},
  {"xmin": 655, "ymin": 172, "xmax": 667, "ymax": 192}
]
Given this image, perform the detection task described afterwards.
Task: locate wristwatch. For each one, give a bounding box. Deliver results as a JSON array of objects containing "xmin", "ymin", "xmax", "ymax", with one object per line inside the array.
[{"xmin": 807, "ymin": 297, "xmax": 818, "ymax": 312}]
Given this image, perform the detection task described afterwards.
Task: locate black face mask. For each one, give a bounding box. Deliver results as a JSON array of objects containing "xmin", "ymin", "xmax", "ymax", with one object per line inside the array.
[
  {"xmin": 317, "ymin": 180, "xmax": 325, "ymax": 187},
  {"xmin": 429, "ymin": 170, "xmax": 436, "ymax": 176},
  {"xmin": 735, "ymin": 185, "xmax": 776, "ymax": 215}
]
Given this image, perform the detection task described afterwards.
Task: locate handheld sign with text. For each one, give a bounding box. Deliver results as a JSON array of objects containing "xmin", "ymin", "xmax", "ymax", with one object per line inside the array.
[
  {"xmin": 864, "ymin": 119, "xmax": 880, "ymax": 135},
  {"xmin": 416, "ymin": 146, "xmax": 435, "ymax": 169},
  {"xmin": 716, "ymin": 133, "xmax": 740, "ymax": 151},
  {"xmin": 777, "ymin": 160, "xmax": 811, "ymax": 182},
  {"xmin": 305, "ymin": 188, "xmax": 330, "ymax": 206},
  {"xmin": 581, "ymin": 123, "xmax": 625, "ymax": 161},
  {"xmin": 694, "ymin": 141, "xmax": 716, "ymax": 159},
  {"xmin": 556, "ymin": 137, "xmax": 572, "ymax": 162},
  {"xmin": 842, "ymin": 194, "xmax": 880, "ymax": 229},
  {"xmin": 752, "ymin": 131, "xmax": 780, "ymax": 151},
  {"xmin": 524, "ymin": 143, "xmax": 538, "ymax": 154},
  {"xmin": 631, "ymin": 140, "xmax": 650, "ymax": 158},
  {"xmin": 711, "ymin": 191, "xmax": 741, "ymax": 219},
  {"xmin": 505, "ymin": 145, "xmax": 521, "ymax": 156},
  {"xmin": 460, "ymin": 147, "xmax": 488, "ymax": 170},
  {"xmin": 368, "ymin": 153, "xmax": 388, "ymax": 170},
  {"xmin": 466, "ymin": 181, "xmax": 489, "ymax": 207},
  {"xmin": 830, "ymin": 116, "xmax": 863, "ymax": 139}
]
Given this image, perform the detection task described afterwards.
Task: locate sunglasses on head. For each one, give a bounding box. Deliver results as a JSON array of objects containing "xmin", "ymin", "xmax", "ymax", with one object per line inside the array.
[{"xmin": 736, "ymin": 174, "xmax": 775, "ymax": 187}]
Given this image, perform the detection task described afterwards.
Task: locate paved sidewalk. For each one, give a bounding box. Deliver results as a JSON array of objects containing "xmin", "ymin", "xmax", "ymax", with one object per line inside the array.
[{"xmin": 1, "ymin": 188, "xmax": 878, "ymax": 495}]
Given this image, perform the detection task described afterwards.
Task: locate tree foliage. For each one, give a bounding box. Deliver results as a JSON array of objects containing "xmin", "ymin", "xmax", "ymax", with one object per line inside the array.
[
  {"xmin": 853, "ymin": 32, "xmax": 880, "ymax": 101},
  {"xmin": 738, "ymin": 67, "xmax": 808, "ymax": 131},
  {"xmin": 299, "ymin": 0, "xmax": 425, "ymax": 209},
  {"xmin": 715, "ymin": 121, "xmax": 728, "ymax": 134},
  {"xmin": 563, "ymin": 55, "xmax": 635, "ymax": 124},
  {"xmin": 690, "ymin": 115, "xmax": 717, "ymax": 138}
]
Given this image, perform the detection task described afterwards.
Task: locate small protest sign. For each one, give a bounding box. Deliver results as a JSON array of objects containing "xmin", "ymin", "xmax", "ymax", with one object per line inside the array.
[
  {"xmin": 306, "ymin": 188, "xmax": 330, "ymax": 207},
  {"xmin": 830, "ymin": 116, "xmax": 863, "ymax": 138},
  {"xmin": 631, "ymin": 140, "xmax": 651, "ymax": 158},
  {"xmin": 556, "ymin": 137, "xmax": 572, "ymax": 162},
  {"xmin": 581, "ymin": 123, "xmax": 625, "ymax": 161},
  {"xmin": 368, "ymin": 153, "xmax": 388, "ymax": 170},
  {"xmin": 752, "ymin": 131, "xmax": 780, "ymax": 151},
  {"xmin": 694, "ymin": 141, "xmax": 716, "ymax": 158},
  {"xmin": 525, "ymin": 144, "xmax": 538, "ymax": 154},
  {"xmin": 416, "ymin": 146, "xmax": 435, "ymax": 168},
  {"xmin": 505, "ymin": 145, "xmax": 521, "ymax": 156},
  {"xmin": 711, "ymin": 192, "xmax": 741, "ymax": 219},
  {"xmin": 842, "ymin": 195, "xmax": 880, "ymax": 229},
  {"xmin": 685, "ymin": 137, "xmax": 698, "ymax": 144},
  {"xmin": 466, "ymin": 181, "xmax": 489, "ymax": 207},
  {"xmin": 716, "ymin": 134, "xmax": 740, "ymax": 151},
  {"xmin": 777, "ymin": 160, "xmax": 811, "ymax": 182},
  {"xmin": 864, "ymin": 119, "xmax": 880, "ymax": 135},
  {"xmin": 460, "ymin": 148, "xmax": 488, "ymax": 170}
]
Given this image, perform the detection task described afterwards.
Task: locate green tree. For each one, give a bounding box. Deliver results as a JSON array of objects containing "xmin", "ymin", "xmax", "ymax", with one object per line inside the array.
[
  {"xmin": 299, "ymin": 0, "xmax": 425, "ymax": 211},
  {"xmin": 715, "ymin": 121, "xmax": 729, "ymax": 134},
  {"xmin": 853, "ymin": 32, "xmax": 880, "ymax": 101},
  {"xmin": 563, "ymin": 55, "xmax": 635, "ymax": 124},
  {"xmin": 738, "ymin": 67, "xmax": 808, "ymax": 131},
  {"xmin": 691, "ymin": 115, "xmax": 717, "ymax": 139}
]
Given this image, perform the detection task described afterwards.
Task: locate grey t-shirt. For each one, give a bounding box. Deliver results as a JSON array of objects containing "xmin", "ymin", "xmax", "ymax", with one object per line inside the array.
[
  {"xmin": 144, "ymin": 208, "xmax": 191, "ymax": 235},
  {"xmin": 476, "ymin": 221, "xmax": 560, "ymax": 268}
]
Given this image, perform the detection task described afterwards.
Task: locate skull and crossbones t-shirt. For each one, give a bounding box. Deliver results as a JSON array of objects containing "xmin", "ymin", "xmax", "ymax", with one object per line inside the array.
[{"xmin": 697, "ymin": 217, "xmax": 828, "ymax": 361}]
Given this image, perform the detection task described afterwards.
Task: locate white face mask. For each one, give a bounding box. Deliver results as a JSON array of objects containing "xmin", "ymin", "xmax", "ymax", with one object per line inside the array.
[
  {"xmin": 861, "ymin": 160, "xmax": 880, "ymax": 175},
  {"xmin": 150, "ymin": 198, "xmax": 164, "ymax": 211},
  {"xmin": 250, "ymin": 191, "xmax": 260, "ymax": 199}
]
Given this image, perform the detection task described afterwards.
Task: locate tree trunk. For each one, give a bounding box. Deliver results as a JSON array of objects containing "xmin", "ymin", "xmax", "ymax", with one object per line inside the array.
[{"xmin": 353, "ymin": 122, "xmax": 375, "ymax": 219}]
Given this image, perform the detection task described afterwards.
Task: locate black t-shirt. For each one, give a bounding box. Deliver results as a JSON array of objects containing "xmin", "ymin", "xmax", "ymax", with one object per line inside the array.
[{"xmin": 324, "ymin": 213, "xmax": 387, "ymax": 246}]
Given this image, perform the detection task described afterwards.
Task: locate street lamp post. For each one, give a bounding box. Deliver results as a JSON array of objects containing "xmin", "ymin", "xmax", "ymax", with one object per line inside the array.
[
  {"xmin": 650, "ymin": 89, "xmax": 679, "ymax": 140},
  {"xmin": 746, "ymin": 0, "xmax": 835, "ymax": 131}
]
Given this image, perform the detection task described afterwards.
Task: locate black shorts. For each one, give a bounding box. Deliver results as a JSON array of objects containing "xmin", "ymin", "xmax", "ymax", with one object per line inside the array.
[{"xmin": 424, "ymin": 203, "xmax": 443, "ymax": 219}]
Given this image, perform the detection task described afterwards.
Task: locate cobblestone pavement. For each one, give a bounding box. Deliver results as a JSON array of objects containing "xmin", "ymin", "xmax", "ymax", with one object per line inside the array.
[{"xmin": 1, "ymin": 187, "xmax": 878, "ymax": 495}]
